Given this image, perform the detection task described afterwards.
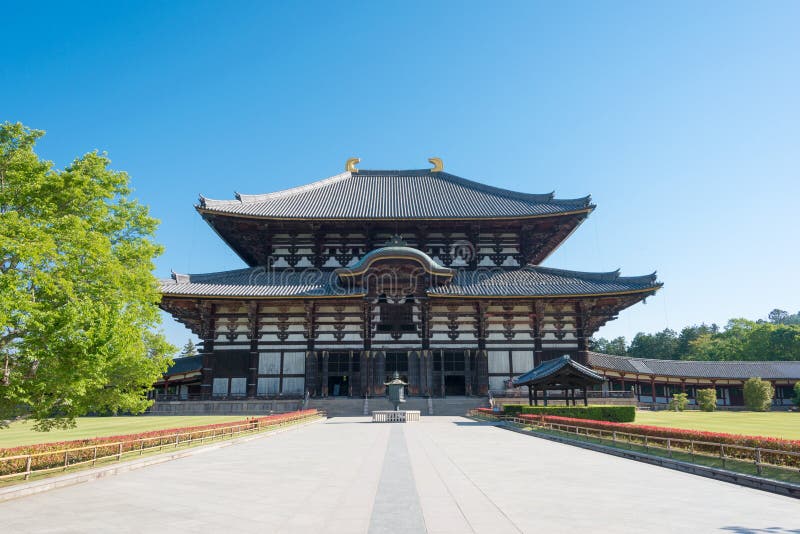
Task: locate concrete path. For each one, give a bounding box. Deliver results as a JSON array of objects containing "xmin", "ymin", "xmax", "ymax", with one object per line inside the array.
[{"xmin": 2, "ymin": 417, "xmax": 800, "ymax": 533}]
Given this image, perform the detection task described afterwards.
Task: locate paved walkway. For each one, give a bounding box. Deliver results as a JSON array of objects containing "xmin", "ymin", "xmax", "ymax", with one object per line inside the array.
[{"xmin": 2, "ymin": 417, "xmax": 800, "ymax": 533}]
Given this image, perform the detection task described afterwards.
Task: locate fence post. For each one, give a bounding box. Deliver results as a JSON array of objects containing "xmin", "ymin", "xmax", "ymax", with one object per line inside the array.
[
  {"xmin": 140, "ymin": 440, "xmax": 144, "ymax": 456},
  {"xmin": 24, "ymin": 456, "xmax": 32, "ymax": 480},
  {"xmin": 755, "ymin": 448, "xmax": 762, "ymax": 476},
  {"xmin": 117, "ymin": 442, "xmax": 123, "ymax": 462},
  {"xmin": 667, "ymin": 438, "xmax": 672, "ymax": 458},
  {"xmin": 690, "ymin": 440, "xmax": 694, "ymax": 461},
  {"xmin": 175, "ymin": 433, "xmax": 180, "ymax": 448},
  {"xmin": 644, "ymin": 436, "xmax": 648, "ymax": 452},
  {"xmin": 612, "ymin": 431, "xmax": 617, "ymax": 444},
  {"xmin": 720, "ymin": 444, "xmax": 726, "ymax": 469},
  {"xmin": 64, "ymin": 451, "xmax": 69, "ymax": 471},
  {"xmin": 93, "ymin": 446, "xmax": 98, "ymax": 466}
]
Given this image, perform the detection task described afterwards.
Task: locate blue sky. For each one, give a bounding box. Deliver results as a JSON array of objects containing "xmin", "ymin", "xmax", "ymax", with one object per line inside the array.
[{"xmin": 3, "ymin": 1, "xmax": 798, "ymax": 348}]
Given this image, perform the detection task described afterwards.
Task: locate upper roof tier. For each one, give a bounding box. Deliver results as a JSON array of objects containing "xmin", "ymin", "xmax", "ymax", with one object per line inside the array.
[{"xmin": 198, "ymin": 169, "xmax": 593, "ymax": 220}]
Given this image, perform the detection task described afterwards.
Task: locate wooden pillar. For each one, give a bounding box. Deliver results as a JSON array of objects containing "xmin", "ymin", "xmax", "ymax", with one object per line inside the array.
[
  {"xmin": 408, "ymin": 350, "xmax": 420, "ymax": 396},
  {"xmin": 475, "ymin": 349, "xmax": 489, "ymax": 396},
  {"xmin": 575, "ymin": 304, "xmax": 589, "ymax": 365},
  {"xmin": 583, "ymin": 386, "xmax": 588, "ymax": 406},
  {"xmin": 360, "ymin": 351, "xmax": 369, "ymax": 397},
  {"xmin": 199, "ymin": 303, "xmax": 215, "ymax": 400},
  {"xmin": 374, "ymin": 351, "xmax": 386, "ymax": 396},
  {"xmin": 439, "ymin": 350, "xmax": 446, "ymax": 398},
  {"xmin": 533, "ymin": 387, "xmax": 539, "ymax": 406},
  {"xmin": 543, "ymin": 388, "xmax": 548, "ymax": 407},
  {"xmin": 532, "ymin": 303, "xmax": 543, "ymax": 367},
  {"xmin": 650, "ymin": 376, "xmax": 657, "ymax": 405},
  {"xmin": 635, "ymin": 375, "xmax": 642, "ymax": 402},
  {"xmin": 305, "ymin": 351, "xmax": 318, "ymax": 397},
  {"xmin": 321, "ymin": 351, "xmax": 329, "ymax": 397},
  {"xmin": 425, "ymin": 350, "xmax": 434, "ymax": 397},
  {"xmin": 528, "ymin": 385, "xmax": 533, "ymax": 406},
  {"xmin": 348, "ymin": 350, "xmax": 354, "ymax": 397},
  {"xmin": 247, "ymin": 302, "xmax": 259, "ymax": 398},
  {"xmin": 464, "ymin": 350, "xmax": 472, "ymax": 396},
  {"xmin": 570, "ymin": 387, "xmax": 576, "ymax": 406}
]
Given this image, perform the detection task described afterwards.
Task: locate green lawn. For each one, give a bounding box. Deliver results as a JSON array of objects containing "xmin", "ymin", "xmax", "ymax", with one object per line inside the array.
[
  {"xmin": 0, "ymin": 416, "xmax": 249, "ymax": 448},
  {"xmin": 632, "ymin": 411, "xmax": 800, "ymax": 440}
]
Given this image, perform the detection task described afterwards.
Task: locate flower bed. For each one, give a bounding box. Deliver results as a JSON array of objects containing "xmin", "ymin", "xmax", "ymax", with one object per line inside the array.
[
  {"xmin": 517, "ymin": 413, "xmax": 800, "ymax": 468},
  {"xmin": 0, "ymin": 409, "xmax": 319, "ymax": 477}
]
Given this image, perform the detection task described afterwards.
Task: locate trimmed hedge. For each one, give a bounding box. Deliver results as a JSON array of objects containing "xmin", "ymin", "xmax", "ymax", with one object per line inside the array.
[{"xmin": 502, "ymin": 404, "xmax": 635, "ymax": 423}]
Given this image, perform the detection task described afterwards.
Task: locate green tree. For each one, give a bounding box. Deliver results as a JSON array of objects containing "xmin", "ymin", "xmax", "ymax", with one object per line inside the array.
[
  {"xmin": 669, "ymin": 392, "xmax": 689, "ymax": 411},
  {"xmin": 627, "ymin": 329, "xmax": 678, "ymax": 360},
  {"xmin": 0, "ymin": 122, "xmax": 173, "ymax": 430},
  {"xmin": 696, "ymin": 388, "xmax": 717, "ymax": 411},
  {"xmin": 179, "ymin": 339, "xmax": 198, "ymax": 358},
  {"xmin": 794, "ymin": 382, "xmax": 800, "ymax": 407},
  {"xmin": 742, "ymin": 377, "xmax": 774, "ymax": 412},
  {"xmin": 589, "ymin": 336, "xmax": 627, "ymax": 356}
]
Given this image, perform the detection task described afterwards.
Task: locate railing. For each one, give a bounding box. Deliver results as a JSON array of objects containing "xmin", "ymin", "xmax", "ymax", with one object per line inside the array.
[
  {"xmin": 153, "ymin": 394, "xmax": 304, "ymax": 402},
  {"xmin": 372, "ymin": 410, "xmax": 421, "ymax": 423},
  {"xmin": 469, "ymin": 410, "xmax": 800, "ymax": 480},
  {"xmin": 0, "ymin": 411, "xmax": 323, "ymax": 482}
]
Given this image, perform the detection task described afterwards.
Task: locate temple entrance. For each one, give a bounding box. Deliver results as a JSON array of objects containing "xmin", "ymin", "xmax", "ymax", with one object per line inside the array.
[
  {"xmin": 445, "ymin": 375, "xmax": 466, "ymax": 396},
  {"xmin": 328, "ymin": 375, "xmax": 350, "ymax": 397}
]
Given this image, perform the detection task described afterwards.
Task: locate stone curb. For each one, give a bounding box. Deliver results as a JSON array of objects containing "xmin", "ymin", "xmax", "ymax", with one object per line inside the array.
[
  {"xmin": 494, "ymin": 420, "xmax": 800, "ymax": 499},
  {"xmin": 0, "ymin": 416, "xmax": 325, "ymax": 503}
]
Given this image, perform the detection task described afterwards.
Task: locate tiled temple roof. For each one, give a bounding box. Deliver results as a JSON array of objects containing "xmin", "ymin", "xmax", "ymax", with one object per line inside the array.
[
  {"xmin": 198, "ymin": 169, "xmax": 593, "ymax": 219},
  {"xmin": 430, "ymin": 266, "xmax": 660, "ymax": 297},
  {"xmin": 514, "ymin": 355, "xmax": 605, "ymax": 386},
  {"xmin": 587, "ymin": 352, "xmax": 800, "ymax": 380},
  {"xmin": 160, "ymin": 262, "xmax": 660, "ymax": 298},
  {"xmin": 164, "ymin": 355, "xmax": 203, "ymax": 376}
]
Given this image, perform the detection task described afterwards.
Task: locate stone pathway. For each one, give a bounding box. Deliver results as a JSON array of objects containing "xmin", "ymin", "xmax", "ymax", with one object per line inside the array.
[{"xmin": 2, "ymin": 416, "xmax": 800, "ymax": 533}]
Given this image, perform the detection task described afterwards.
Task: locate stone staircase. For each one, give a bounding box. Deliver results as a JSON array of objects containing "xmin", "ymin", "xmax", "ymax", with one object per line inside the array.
[{"xmin": 306, "ymin": 396, "xmax": 489, "ymax": 417}]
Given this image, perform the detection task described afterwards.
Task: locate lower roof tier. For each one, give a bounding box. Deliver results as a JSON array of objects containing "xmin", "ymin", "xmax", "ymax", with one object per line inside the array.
[
  {"xmin": 587, "ymin": 352, "xmax": 800, "ymax": 380},
  {"xmin": 161, "ymin": 264, "xmax": 661, "ymax": 299}
]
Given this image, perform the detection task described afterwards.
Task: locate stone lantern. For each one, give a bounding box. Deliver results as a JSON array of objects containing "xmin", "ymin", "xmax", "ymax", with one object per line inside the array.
[{"xmin": 385, "ymin": 371, "xmax": 407, "ymax": 411}]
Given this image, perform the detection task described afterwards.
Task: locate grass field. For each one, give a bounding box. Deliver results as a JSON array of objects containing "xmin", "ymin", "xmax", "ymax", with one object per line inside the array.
[
  {"xmin": 632, "ymin": 411, "xmax": 800, "ymax": 440},
  {"xmin": 0, "ymin": 416, "xmax": 249, "ymax": 448}
]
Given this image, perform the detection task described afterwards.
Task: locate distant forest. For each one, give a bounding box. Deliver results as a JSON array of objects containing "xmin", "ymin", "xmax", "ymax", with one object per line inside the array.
[{"xmin": 590, "ymin": 309, "xmax": 800, "ymax": 361}]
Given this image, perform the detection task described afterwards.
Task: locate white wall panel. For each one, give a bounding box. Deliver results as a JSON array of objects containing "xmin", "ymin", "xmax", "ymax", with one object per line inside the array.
[
  {"xmin": 512, "ymin": 351, "xmax": 535, "ymax": 373},
  {"xmin": 282, "ymin": 352, "xmax": 306, "ymax": 374},
  {"xmin": 488, "ymin": 350, "xmax": 510, "ymax": 373},
  {"xmin": 259, "ymin": 353, "xmax": 281, "ymax": 374}
]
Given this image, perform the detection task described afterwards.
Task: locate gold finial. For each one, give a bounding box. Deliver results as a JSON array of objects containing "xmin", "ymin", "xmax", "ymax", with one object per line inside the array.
[
  {"xmin": 345, "ymin": 157, "xmax": 360, "ymax": 172},
  {"xmin": 428, "ymin": 157, "xmax": 443, "ymax": 172}
]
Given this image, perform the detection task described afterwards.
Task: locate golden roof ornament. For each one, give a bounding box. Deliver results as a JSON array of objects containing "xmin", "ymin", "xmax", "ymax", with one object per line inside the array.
[
  {"xmin": 428, "ymin": 157, "xmax": 443, "ymax": 172},
  {"xmin": 345, "ymin": 157, "xmax": 360, "ymax": 172}
]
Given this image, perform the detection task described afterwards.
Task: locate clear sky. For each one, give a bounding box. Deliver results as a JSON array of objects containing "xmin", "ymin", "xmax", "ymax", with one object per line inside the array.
[{"xmin": 3, "ymin": 1, "xmax": 799, "ymax": 348}]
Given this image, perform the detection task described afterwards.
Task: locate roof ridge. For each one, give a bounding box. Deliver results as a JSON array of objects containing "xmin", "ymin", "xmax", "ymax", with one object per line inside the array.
[
  {"xmin": 199, "ymin": 168, "xmax": 593, "ymax": 209},
  {"xmin": 589, "ymin": 352, "xmax": 798, "ymax": 365}
]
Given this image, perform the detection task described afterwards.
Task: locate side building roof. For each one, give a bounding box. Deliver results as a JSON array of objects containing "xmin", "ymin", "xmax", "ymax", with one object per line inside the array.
[
  {"xmin": 198, "ymin": 169, "xmax": 593, "ymax": 220},
  {"xmin": 587, "ymin": 352, "xmax": 800, "ymax": 380}
]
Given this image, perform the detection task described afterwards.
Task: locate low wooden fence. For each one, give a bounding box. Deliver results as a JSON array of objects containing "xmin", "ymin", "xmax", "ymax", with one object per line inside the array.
[
  {"xmin": 469, "ymin": 410, "xmax": 800, "ymax": 478},
  {"xmin": 0, "ymin": 410, "xmax": 323, "ymax": 482}
]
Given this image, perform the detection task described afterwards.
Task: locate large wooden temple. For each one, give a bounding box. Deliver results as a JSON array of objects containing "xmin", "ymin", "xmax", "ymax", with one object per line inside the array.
[{"xmin": 159, "ymin": 158, "xmax": 662, "ymax": 400}]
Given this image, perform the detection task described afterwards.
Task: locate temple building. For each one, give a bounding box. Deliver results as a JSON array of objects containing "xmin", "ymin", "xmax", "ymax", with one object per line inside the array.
[{"xmin": 159, "ymin": 158, "xmax": 663, "ymax": 401}]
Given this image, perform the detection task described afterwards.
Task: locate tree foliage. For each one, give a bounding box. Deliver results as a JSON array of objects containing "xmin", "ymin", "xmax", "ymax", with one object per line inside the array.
[
  {"xmin": 669, "ymin": 392, "xmax": 689, "ymax": 412},
  {"xmin": 742, "ymin": 377, "xmax": 774, "ymax": 412},
  {"xmin": 0, "ymin": 122, "xmax": 173, "ymax": 430},
  {"xmin": 591, "ymin": 313, "xmax": 800, "ymax": 361},
  {"xmin": 696, "ymin": 388, "xmax": 717, "ymax": 411},
  {"xmin": 179, "ymin": 339, "xmax": 198, "ymax": 358}
]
